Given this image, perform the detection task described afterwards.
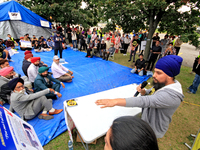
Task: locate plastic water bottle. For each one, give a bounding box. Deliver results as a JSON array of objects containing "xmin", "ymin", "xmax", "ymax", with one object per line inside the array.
[{"xmin": 68, "ymin": 140, "xmax": 73, "ymax": 150}]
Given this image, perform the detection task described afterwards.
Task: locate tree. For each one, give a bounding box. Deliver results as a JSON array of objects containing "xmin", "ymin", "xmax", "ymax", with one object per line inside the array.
[
  {"xmin": 18, "ymin": 0, "xmax": 100, "ymax": 30},
  {"xmin": 98, "ymin": 0, "xmax": 200, "ymax": 59}
]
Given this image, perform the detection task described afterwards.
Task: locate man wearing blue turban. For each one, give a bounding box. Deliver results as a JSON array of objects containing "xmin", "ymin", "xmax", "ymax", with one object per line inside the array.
[{"xmin": 96, "ymin": 55, "xmax": 184, "ymax": 138}]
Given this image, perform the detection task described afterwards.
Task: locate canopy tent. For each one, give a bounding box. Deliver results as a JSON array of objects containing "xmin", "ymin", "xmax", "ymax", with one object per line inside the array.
[{"xmin": 0, "ymin": 0, "xmax": 52, "ymax": 40}]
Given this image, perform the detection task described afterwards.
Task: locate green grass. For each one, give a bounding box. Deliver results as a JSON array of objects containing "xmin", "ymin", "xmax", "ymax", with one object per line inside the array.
[{"xmin": 44, "ymin": 52, "xmax": 200, "ymax": 150}]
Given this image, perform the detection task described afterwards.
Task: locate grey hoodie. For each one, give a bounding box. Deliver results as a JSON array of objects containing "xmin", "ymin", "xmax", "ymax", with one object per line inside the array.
[{"xmin": 125, "ymin": 80, "xmax": 184, "ymax": 138}]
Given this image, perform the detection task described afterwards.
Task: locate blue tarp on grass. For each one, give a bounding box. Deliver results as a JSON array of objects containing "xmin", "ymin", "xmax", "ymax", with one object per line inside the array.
[{"xmin": 4, "ymin": 47, "xmax": 152, "ymax": 146}]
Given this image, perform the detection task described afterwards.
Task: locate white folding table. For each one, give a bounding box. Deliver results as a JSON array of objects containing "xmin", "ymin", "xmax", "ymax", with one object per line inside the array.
[{"xmin": 64, "ymin": 84, "xmax": 141, "ymax": 150}]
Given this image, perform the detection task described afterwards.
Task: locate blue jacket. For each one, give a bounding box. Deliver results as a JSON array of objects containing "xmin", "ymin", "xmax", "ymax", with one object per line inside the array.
[
  {"xmin": 53, "ymin": 35, "xmax": 63, "ymax": 49},
  {"xmin": 34, "ymin": 74, "xmax": 61, "ymax": 93}
]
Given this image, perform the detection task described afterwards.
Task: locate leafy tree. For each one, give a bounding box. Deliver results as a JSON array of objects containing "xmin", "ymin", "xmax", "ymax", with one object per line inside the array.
[
  {"xmin": 18, "ymin": 0, "xmax": 100, "ymax": 30},
  {"xmin": 99, "ymin": 0, "xmax": 200, "ymax": 59}
]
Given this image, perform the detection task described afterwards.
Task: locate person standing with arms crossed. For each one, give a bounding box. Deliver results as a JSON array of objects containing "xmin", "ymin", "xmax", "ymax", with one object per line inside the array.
[{"xmin": 53, "ymin": 31, "xmax": 63, "ymax": 58}]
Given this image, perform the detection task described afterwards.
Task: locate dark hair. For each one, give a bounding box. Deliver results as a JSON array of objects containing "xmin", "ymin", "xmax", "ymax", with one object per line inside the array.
[
  {"xmin": 139, "ymin": 54, "xmax": 143, "ymax": 56},
  {"xmin": 0, "ymin": 59, "xmax": 8, "ymax": 65},
  {"xmin": 169, "ymin": 42, "xmax": 173, "ymax": 45},
  {"xmin": 109, "ymin": 116, "xmax": 159, "ymax": 150}
]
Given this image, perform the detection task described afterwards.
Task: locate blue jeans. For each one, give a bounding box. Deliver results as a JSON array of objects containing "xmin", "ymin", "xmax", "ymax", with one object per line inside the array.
[
  {"xmin": 3, "ymin": 52, "xmax": 11, "ymax": 60},
  {"xmin": 189, "ymin": 74, "xmax": 200, "ymax": 94},
  {"xmin": 72, "ymin": 40, "xmax": 77, "ymax": 48},
  {"xmin": 131, "ymin": 68, "xmax": 143, "ymax": 76}
]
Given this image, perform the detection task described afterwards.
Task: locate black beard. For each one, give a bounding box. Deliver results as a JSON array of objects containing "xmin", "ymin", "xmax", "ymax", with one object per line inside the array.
[
  {"xmin": 152, "ymin": 80, "xmax": 165, "ymax": 91},
  {"xmin": 41, "ymin": 74, "xmax": 48, "ymax": 77}
]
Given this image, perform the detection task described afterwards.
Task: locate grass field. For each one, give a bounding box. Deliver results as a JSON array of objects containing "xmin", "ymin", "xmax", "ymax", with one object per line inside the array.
[{"xmin": 44, "ymin": 52, "xmax": 200, "ymax": 150}]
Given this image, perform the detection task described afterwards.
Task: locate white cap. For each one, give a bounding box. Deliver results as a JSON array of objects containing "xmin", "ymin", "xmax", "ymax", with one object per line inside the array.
[{"xmin": 53, "ymin": 55, "xmax": 60, "ymax": 60}]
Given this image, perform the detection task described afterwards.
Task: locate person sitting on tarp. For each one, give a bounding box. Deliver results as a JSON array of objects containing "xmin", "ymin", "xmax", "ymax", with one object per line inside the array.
[
  {"xmin": 31, "ymin": 35, "xmax": 38, "ymax": 47},
  {"xmin": 0, "ymin": 40, "xmax": 12, "ymax": 61},
  {"xmin": 131, "ymin": 54, "xmax": 146, "ymax": 76},
  {"xmin": 34, "ymin": 66, "xmax": 65, "ymax": 100},
  {"xmin": 22, "ymin": 51, "xmax": 48, "ymax": 76},
  {"xmin": 51, "ymin": 55, "xmax": 74, "ymax": 82},
  {"xmin": 9, "ymin": 77, "xmax": 63, "ymax": 120},
  {"xmin": 5, "ymin": 37, "xmax": 15, "ymax": 49},
  {"xmin": 27, "ymin": 57, "xmax": 41, "ymax": 85},
  {"xmin": 7, "ymin": 34, "xmax": 18, "ymax": 46},
  {"xmin": 0, "ymin": 60, "xmax": 32, "ymax": 89},
  {"xmin": 34, "ymin": 41, "xmax": 42, "ymax": 52},
  {"xmin": 20, "ymin": 35, "xmax": 32, "ymax": 51},
  {"xmin": 41, "ymin": 41, "xmax": 51, "ymax": 51},
  {"xmin": 47, "ymin": 38, "xmax": 54, "ymax": 50},
  {"xmin": 0, "ymin": 67, "xmax": 15, "ymax": 105},
  {"xmin": 102, "ymin": 43, "xmax": 115, "ymax": 61}
]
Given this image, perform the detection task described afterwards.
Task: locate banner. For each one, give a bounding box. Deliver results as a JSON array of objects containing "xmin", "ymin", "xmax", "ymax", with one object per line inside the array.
[
  {"xmin": 40, "ymin": 20, "xmax": 50, "ymax": 28},
  {"xmin": 0, "ymin": 107, "xmax": 43, "ymax": 150},
  {"xmin": 20, "ymin": 41, "xmax": 32, "ymax": 48},
  {"xmin": 8, "ymin": 12, "xmax": 22, "ymax": 20}
]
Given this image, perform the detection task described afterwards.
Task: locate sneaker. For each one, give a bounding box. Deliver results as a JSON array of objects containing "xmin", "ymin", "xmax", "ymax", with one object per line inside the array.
[
  {"xmin": 38, "ymin": 114, "xmax": 54, "ymax": 120},
  {"xmin": 49, "ymin": 109, "xmax": 63, "ymax": 115},
  {"xmin": 187, "ymin": 90, "xmax": 193, "ymax": 94},
  {"xmin": 133, "ymin": 61, "xmax": 135, "ymax": 63},
  {"xmin": 8, "ymin": 59, "xmax": 14, "ymax": 62},
  {"xmin": 128, "ymin": 60, "xmax": 131, "ymax": 62}
]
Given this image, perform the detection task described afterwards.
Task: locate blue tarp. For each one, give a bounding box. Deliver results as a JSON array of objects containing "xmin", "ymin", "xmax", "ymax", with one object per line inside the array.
[
  {"xmin": 4, "ymin": 47, "xmax": 151, "ymax": 146},
  {"xmin": 0, "ymin": 1, "xmax": 51, "ymax": 28}
]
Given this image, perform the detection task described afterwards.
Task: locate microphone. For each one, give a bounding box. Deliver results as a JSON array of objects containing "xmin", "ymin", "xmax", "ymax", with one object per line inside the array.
[{"xmin": 134, "ymin": 81, "xmax": 148, "ymax": 97}]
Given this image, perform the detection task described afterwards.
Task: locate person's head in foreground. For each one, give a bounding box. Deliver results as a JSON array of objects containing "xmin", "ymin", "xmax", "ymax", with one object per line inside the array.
[
  {"xmin": 104, "ymin": 116, "xmax": 159, "ymax": 150},
  {"xmin": 153, "ymin": 55, "xmax": 183, "ymax": 90}
]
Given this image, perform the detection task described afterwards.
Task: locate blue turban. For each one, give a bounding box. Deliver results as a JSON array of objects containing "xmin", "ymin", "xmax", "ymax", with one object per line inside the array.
[{"xmin": 155, "ymin": 55, "xmax": 183, "ymax": 77}]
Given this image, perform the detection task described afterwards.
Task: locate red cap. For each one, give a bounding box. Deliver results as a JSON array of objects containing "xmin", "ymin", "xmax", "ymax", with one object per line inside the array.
[
  {"xmin": 24, "ymin": 53, "xmax": 33, "ymax": 60},
  {"xmin": 107, "ymin": 37, "xmax": 110, "ymax": 40},
  {"xmin": 0, "ymin": 67, "xmax": 14, "ymax": 76},
  {"xmin": 24, "ymin": 51, "xmax": 32, "ymax": 55},
  {"xmin": 31, "ymin": 57, "xmax": 40, "ymax": 63}
]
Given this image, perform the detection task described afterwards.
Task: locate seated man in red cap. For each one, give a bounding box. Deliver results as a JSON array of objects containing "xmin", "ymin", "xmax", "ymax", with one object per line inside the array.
[
  {"xmin": 34, "ymin": 66, "xmax": 65, "ymax": 99},
  {"xmin": 0, "ymin": 67, "xmax": 15, "ymax": 105},
  {"xmin": 27, "ymin": 57, "xmax": 41, "ymax": 85},
  {"xmin": 22, "ymin": 51, "xmax": 48, "ymax": 76},
  {"xmin": 8, "ymin": 77, "xmax": 63, "ymax": 120}
]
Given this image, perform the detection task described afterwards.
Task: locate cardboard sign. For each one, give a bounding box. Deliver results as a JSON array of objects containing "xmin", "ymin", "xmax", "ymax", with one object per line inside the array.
[
  {"xmin": 8, "ymin": 12, "xmax": 22, "ymax": 20},
  {"xmin": 0, "ymin": 107, "xmax": 43, "ymax": 150},
  {"xmin": 20, "ymin": 41, "xmax": 32, "ymax": 48},
  {"xmin": 40, "ymin": 20, "xmax": 50, "ymax": 28}
]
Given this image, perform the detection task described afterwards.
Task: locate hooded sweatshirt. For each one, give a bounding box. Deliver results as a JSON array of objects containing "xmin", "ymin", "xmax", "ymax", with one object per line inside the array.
[{"xmin": 125, "ymin": 80, "xmax": 184, "ymax": 138}]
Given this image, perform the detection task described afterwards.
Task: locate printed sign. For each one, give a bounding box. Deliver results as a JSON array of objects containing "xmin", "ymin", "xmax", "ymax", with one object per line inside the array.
[
  {"xmin": 20, "ymin": 41, "xmax": 32, "ymax": 48},
  {"xmin": 40, "ymin": 20, "xmax": 50, "ymax": 28},
  {"xmin": 8, "ymin": 12, "xmax": 22, "ymax": 20},
  {"xmin": 0, "ymin": 107, "xmax": 43, "ymax": 150}
]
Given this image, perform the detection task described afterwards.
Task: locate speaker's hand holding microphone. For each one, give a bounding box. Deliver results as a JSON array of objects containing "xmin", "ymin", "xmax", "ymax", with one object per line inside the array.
[{"xmin": 134, "ymin": 81, "xmax": 148, "ymax": 97}]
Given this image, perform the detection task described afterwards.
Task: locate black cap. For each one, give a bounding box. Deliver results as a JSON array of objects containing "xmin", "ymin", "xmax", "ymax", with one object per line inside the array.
[
  {"xmin": 8, "ymin": 77, "xmax": 24, "ymax": 91},
  {"xmin": 56, "ymin": 31, "xmax": 60, "ymax": 34}
]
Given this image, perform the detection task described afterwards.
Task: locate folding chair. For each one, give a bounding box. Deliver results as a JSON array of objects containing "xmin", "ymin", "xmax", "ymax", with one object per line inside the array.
[
  {"xmin": 108, "ymin": 50, "xmax": 116, "ymax": 60},
  {"xmin": 184, "ymin": 128, "xmax": 200, "ymax": 150}
]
